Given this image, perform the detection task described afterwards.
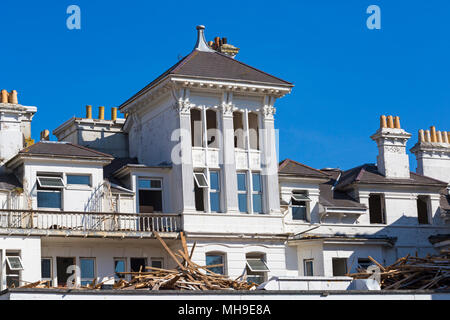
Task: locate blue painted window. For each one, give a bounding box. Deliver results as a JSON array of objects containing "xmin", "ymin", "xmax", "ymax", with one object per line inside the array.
[
  {"xmin": 210, "ymin": 172, "xmax": 220, "ymax": 212},
  {"xmin": 80, "ymin": 258, "xmax": 95, "ymax": 286},
  {"xmin": 67, "ymin": 175, "xmax": 90, "ymax": 186},
  {"xmin": 37, "ymin": 191, "xmax": 61, "ymax": 209},
  {"xmin": 206, "ymin": 253, "xmax": 225, "ymax": 275}
]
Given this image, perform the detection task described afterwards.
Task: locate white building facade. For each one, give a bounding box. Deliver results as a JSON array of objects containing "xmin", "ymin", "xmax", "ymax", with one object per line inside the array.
[{"xmin": 0, "ymin": 26, "xmax": 449, "ymax": 290}]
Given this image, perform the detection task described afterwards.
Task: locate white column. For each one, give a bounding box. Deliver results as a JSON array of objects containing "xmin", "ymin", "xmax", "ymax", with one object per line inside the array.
[
  {"xmin": 260, "ymin": 96, "xmax": 281, "ymax": 214},
  {"xmin": 220, "ymin": 93, "xmax": 239, "ymax": 213}
]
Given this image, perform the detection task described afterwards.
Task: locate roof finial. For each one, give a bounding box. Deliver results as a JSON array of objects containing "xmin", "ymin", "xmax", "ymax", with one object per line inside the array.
[{"xmin": 194, "ymin": 25, "xmax": 214, "ymax": 52}]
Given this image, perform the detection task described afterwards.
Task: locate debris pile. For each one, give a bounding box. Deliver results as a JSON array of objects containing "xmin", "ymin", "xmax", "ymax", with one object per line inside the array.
[{"xmin": 347, "ymin": 252, "xmax": 450, "ymax": 290}]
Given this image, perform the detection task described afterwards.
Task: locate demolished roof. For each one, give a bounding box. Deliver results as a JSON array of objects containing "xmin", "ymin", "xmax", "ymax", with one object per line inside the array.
[{"xmin": 335, "ymin": 164, "xmax": 448, "ymax": 190}]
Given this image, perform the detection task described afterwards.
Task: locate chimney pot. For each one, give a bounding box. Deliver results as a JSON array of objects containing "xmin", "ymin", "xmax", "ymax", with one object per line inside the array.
[
  {"xmin": 394, "ymin": 116, "xmax": 401, "ymax": 129},
  {"xmin": 40, "ymin": 129, "xmax": 50, "ymax": 141},
  {"xmin": 86, "ymin": 105, "xmax": 93, "ymax": 119},
  {"xmin": 222, "ymin": 37, "xmax": 227, "ymax": 44},
  {"xmin": 425, "ymin": 130, "xmax": 431, "ymax": 142},
  {"xmin": 9, "ymin": 90, "xmax": 18, "ymax": 104},
  {"xmin": 418, "ymin": 129, "xmax": 425, "ymax": 142},
  {"xmin": 111, "ymin": 107, "xmax": 118, "ymax": 121},
  {"xmin": 387, "ymin": 116, "xmax": 394, "ymax": 128},
  {"xmin": 99, "ymin": 106, "xmax": 105, "ymax": 120},
  {"xmin": 437, "ymin": 131, "xmax": 443, "ymax": 143},
  {"xmin": 1, "ymin": 90, "xmax": 8, "ymax": 103},
  {"xmin": 442, "ymin": 131, "xmax": 449, "ymax": 144},
  {"xmin": 430, "ymin": 126, "xmax": 437, "ymax": 142},
  {"xmin": 380, "ymin": 115, "xmax": 387, "ymax": 128}
]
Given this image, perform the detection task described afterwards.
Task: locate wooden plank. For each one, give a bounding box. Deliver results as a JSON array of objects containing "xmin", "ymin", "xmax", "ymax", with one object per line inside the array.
[
  {"xmin": 189, "ymin": 241, "xmax": 197, "ymax": 261},
  {"xmin": 368, "ymin": 256, "xmax": 386, "ymax": 272},
  {"xmin": 180, "ymin": 231, "xmax": 189, "ymax": 258},
  {"xmin": 154, "ymin": 231, "xmax": 185, "ymax": 270}
]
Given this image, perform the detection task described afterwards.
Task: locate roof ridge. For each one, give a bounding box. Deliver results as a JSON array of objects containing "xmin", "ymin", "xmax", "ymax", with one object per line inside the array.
[
  {"xmin": 279, "ymin": 158, "xmax": 330, "ymax": 177},
  {"xmin": 65, "ymin": 142, "xmax": 113, "ymax": 158}
]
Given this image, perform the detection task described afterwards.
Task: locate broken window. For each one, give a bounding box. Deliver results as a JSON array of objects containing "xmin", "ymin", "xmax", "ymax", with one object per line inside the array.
[
  {"xmin": 245, "ymin": 253, "xmax": 269, "ymax": 285},
  {"xmin": 206, "ymin": 252, "xmax": 225, "ymax": 275},
  {"xmin": 138, "ymin": 178, "xmax": 163, "ymax": 213},
  {"xmin": 190, "ymin": 108, "xmax": 203, "ymax": 147},
  {"xmin": 332, "ymin": 258, "xmax": 348, "ymax": 276},
  {"xmin": 304, "ymin": 259, "xmax": 314, "ymax": 276},
  {"xmin": 80, "ymin": 258, "xmax": 96, "ymax": 286},
  {"xmin": 248, "ymin": 112, "xmax": 259, "ymax": 150},
  {"xmin": 56, "ymin": 257, "xmax": 75, "ymax": 287},
  {"xmin": 291, "ymin": 191, "xmax": 310, "ymax": 221},
  {"xmin": 369, "ymin": 194, "xmax": 386, "ymax": 224},
  {"xmin": 233, "ymin": 111, "xmax": 245, "ymax": 149},
  {"xmin": 417, "ymin": 195, "xmax": 431, "ymax": 224},
  {"xmin": 206, "ymin": 109, "xmax": 218, "ymax": 148},
  {"xmin": 357, "ymin": 258, "xmax": 372, "ymax": 271}
]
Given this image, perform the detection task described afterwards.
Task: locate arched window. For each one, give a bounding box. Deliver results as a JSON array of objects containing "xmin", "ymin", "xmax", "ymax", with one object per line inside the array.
[
  {"xmin": 205, "ymin": 251, "xmax": 226, "ymax": 275},
  {"xmin": 245, "ymin": 252, "xmax": 269, "ymax": 285},
  {"xmin": 190, "ymin": 109, "xmax": 203, "ymax": 147}
]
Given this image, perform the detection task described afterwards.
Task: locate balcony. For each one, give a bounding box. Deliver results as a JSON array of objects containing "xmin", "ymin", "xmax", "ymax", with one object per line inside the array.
[
  {"xmin": 192, "ymin": 147, "xmax": 219, "ymax": 168},
  {"xmin": 0, "ymin": 209, "xmax": 181, "ymax": 238},
  {"xmin": 235, "ymin": 149, "xmax": 261, "ymax": 170}
]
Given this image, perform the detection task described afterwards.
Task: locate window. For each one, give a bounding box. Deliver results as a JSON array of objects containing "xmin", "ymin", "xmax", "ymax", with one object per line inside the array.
[
  {"xmin": 205, "ymin": 253, "xmax": 225, "ymax": 275},
  {"xmin": 194, "ymin": 173, "xmax": 209, "ymax": 188},
  {"xmin": 138, "ymin": 178, "xmax": 163, "ymax": 213},
  {"xmin": 252, "ymin": 173, "xmax": 263, "ymax": 214},
  {"xmin": 369, "ymin": 194, "xmax": 386, "ymax": 224},
  {"xmin": 304, "ymin": 259, "xmax": 314, "ymax": 276},
  {"xmin": 233, "ymin": 112, "xmax": 245, "ymax": 149},
  {"xmin": 291, "ymin": 191, "xmax": 310, "ymax": 221},
  {"xmin": 237, "ymin": 173, "xmax": 248, "ymax": 213},
  {"xmin": 56, "ymin": 257, "xmax": 75, "ymax": 287},
  {"xmin": 245, "ymin": 254, "xmax": 269, "ymax": 285},
  {"xmin": 151, "ymin": 258, "xmax": 164, "ymax": 269},
  {"xmin": 114, "ymin": 258, "xmax": 126, "ymax": 281},
  {"xmin": 332, "ymin": 258, "xmax": 348, "ymax": 276},
  {"xmin": 80, "ymin": 258, "xmax": 96, "ymax": 286},
  {"xmin": 209, "ymin": 171, "xmax": 221, "ymax": 212},
  {"xmin": 194, "ymin": 172, "xmax": 208, "ymax": 212},
  {"xmin": 6, "ymin": 252, "xmax": 22, "ymax": 288},
  {"xmin": 248, "ymin": 112, "xmax": 259, "ymax": 150},
  {"xmin": 417, "ymin": 195, "xmax": 431, "ymax": 224},
  {"xmin": 41, "ymin": 258, "xmax": 52, "ymax": 282},
  {"xmin": 67, "ymin": 175, "xmax": 91, "ymax": 186},
  {"xmin": 130, "ymin": 258, "xmax": 147, "ymax": 273},
  {"xmin": 191, "ymin": 109, "xmax": 203, "ymax": 147},
  {"xmin": 206, "ymin": 109, "xmax": 218, "ymax": 148},
  {"xmin": 37, "ymin": 176, "xmax": 65, "ymax": 189}
]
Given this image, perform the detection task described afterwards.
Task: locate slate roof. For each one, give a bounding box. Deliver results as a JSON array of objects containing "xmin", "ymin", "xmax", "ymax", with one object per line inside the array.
[
  {"xmin": 319, "ymin": 169, "xmax": 366, "ymax": 209},
  {"xmin": 0, "ymin": 173, "xmax": 21, "ymax": 190},
  {"xmin": 17, "ymin": 142, "xmax": 114, "ymax": 160},
  {"xmin": 119, "ymin": 50, "xmax": 292, "ymax": 109},
  {"xmin": 279, "ymin": 159, "xmax": 330, "ymax": 179},
  {"xmin": 335, "ymin": 164, "xmax": 448, "ymax": 190}
]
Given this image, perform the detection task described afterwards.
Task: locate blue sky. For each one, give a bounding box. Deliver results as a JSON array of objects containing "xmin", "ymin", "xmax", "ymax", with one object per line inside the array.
[{"xmin": 1, "ymin": 0, "xmax": 449, "ymax": 171}]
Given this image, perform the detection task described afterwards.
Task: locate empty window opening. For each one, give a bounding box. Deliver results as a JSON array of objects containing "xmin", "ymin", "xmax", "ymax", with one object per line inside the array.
[
  {"xmin": 194, "ymin": 172, "xmax": 208, "ymax": 212},
  {"xmin": 248, "ymin": 112, "xmax": 259, "ymax": 150},
  {"xmin": 417, "ymin": 195, "xmax": 431, "ymax": 224},
  {"xmin": 190, "ymin": 109, "xmax": 203, "ymax": 147},
  {"xmin": 237, "ymin": 173, "xmax": 248, "ymax": 213},
  {"xmin": 210, "ymin": 171, "xmax": 221, "ymax": 212},
  {"xmin": 56, "ymin": 257, "xmax": 75, "ymax": 287},
  {"xmin": 332, "ymin": 258, "xmax": 348, "ymax": 276},
  {"xmin": 245, "ymin": 253, "xmax": 269, "ymax": 285},
  {"xmin": 206, "ymin": 109, "xmax": 218, "ymax": 148},
  {"xmin": 6, "ymin": 252, "xmax": 23, "ymax": 288},
  {"xmin": 80, "ymin": 258, "xmax": 96, "ymax": 286},
  {"xmin": 130, "ymin": 258, "xmax": 147, "ymax": 273},
  {"xmin": 151, "ymin": 258, "xmax": 164, "ymax": 269},
  {"xmin": 304, "ymin": 259, "xmax": 314, "ymax": 276},
  {"xmin": 369, "ymin": 194, "xmax": 386, "ymax": 224},
  {"xmin": 41, "ymin": 258, "xmax": 52, "ymax": 283},
  {"xmin": 138, "ymin": 178, "xmax": 163, "ymax": 213},
  {"xmin": 205, "ymin": 253, "xmax": 225, "ymax": 275},
  {"xmin": 357, "ymin": 258, "xmax": 372, "ymax": 272},
  {"xmin": 233, "ymin": 112, "xmax": 245, "ymax": 149},
  {"xmin": 291, "ymin": 191, "xmax": 310, "ymax": 221}
]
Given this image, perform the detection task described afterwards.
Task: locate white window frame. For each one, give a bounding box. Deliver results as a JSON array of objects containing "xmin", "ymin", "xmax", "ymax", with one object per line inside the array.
[
  {"xmin": 138, "ymin": 178, "xmax": 163, "ymax": 191},
  {"xmin": 194, "ymin": 173, "xmax": 209, "ymax": 188},
  {"xmin": 251, "ymin": 172, "xmax": 263, "ymax": 214},
  {"xmin": 41, "ymin": 257, "xmax": 53, "ymax": 282},
  {"xmin": 66, "ymin": 174, "xmax": 91, "ymax": 187},
  {"xmin": 205, "ymin": 252, "xmax": 226, "ymax": 275},
  {"xmin": 37, "ymin": 176, "xmax": 65, "ymax": 189},
  {"xmin": 209, "ymin": 171, "xmax": 221, "ymax": 213},
  {"xmin": 79, "ymin": 258, "xmax": 96, "ymax": 286},
  {"xmin": 237, "ymin": 172, "xmax": 248, "ymax": 213},
  {"xmin": 6, "ymin": 256, "xmax": 24, "ymax": 271},
  {"xmin": 304, "ymin": 259, "xmax": 314, "ymax": 276},
  {"xmin": 114, "ymin": 258, "xmax": 127, "ymax": 281},
  {"xmin": 246, "ymin": 258, "xmax": 269, "ymax": 273},
  {"xmin": 150, "ymin": 258, "xmax": 164, "ymax": 269},
  {"xmin": 37, "ymin": 189, "xmax": 62, "ymax": 210}
]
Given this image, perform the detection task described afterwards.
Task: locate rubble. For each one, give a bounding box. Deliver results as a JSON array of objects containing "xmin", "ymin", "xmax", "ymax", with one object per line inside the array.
[{"xmin": 347, "ymin": 251, "xmax": 450, "ymax": 290}]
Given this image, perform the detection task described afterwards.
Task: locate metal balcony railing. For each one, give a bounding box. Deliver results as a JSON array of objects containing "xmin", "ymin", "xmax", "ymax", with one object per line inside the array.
[{"xmin": 0, "ymin": 209, "xmax": 181, "ymax": 233}]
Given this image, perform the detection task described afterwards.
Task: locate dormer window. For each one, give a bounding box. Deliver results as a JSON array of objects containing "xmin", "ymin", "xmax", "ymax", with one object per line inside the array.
[
  {"xmin": 37, "ymin": 174, "xmax": 63, "ymax": 209},
  {"xmin": 291, "ymin": 191, "xmax": 311, "ymax": 221},
  {"xmin": 37, "ymin": 176, "xmax": 65, "ymax": 189}
]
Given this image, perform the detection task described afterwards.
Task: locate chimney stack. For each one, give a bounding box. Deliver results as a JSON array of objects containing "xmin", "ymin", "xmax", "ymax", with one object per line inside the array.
[
  {"xmin": 411, "ymin": 125, "xmax": 450, "ymax": 184},
  {"xmin": 9, "ymin": 90, "xmax": 18, "ymax": 104},
  {"xmin": 371, "ymin": 115, "xmax": 412, "ymax": 179},
  {"xmin": 111, "ymin": 107, "xmax": 117, "ymax": 121},
  {"xmin": 86, "ymin": 105, "xmax": 93, "ymax": 119},
  {"xmin": 40, "ymin": 130, "xmax": 50, "ymax": 141}
]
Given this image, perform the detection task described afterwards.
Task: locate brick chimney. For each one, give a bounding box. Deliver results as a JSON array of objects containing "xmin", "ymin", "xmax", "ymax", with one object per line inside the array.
[
  {"xmin": 411, "ymin": 126, "xmax": 450, "ymax": 184},
  {"xmin": 371, "ymin": 115, "xmax": 412, "ymax": 179}
]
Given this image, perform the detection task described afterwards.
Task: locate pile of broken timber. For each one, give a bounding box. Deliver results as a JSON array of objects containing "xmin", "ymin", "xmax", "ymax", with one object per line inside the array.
[
  {"xmin": 112, "ymin": 232, "xmax": 256, "ymax": 291},
  {"xmin": 347, "ymin": 252, "xmax": 450, "ymax": 290}
]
